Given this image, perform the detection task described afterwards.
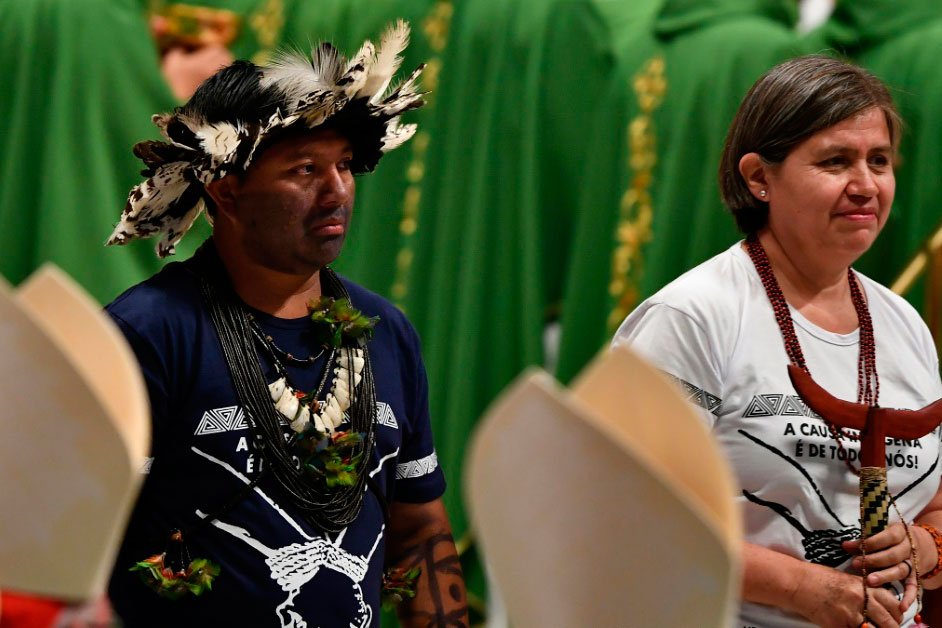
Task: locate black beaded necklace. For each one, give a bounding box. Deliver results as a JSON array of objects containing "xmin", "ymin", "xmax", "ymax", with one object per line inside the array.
[
  {"xmin": 744, "ymin": 235, "xmax": 879, "ymax": 475},
  {"xmin": 196, "ymin": 242, "xmax": 378, "ymax": 533},
  {"xmin": 248, "ymin": 313, "xmax": 336, "ymax": 414},
  {"xmin": 247, "ymin": 313, "xmax": 326, "ymax": 367}
]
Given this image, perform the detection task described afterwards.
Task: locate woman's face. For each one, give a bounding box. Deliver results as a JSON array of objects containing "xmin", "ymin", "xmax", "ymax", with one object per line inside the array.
[{"xmin": 764, "ymin": 107, "xmax": 895, "ymax": 265}]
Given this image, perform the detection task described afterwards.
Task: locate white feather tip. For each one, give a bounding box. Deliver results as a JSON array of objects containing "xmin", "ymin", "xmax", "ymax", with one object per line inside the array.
[{"xmin": 362, "ymin": 20, "xmax": 412, "ymax": 101}]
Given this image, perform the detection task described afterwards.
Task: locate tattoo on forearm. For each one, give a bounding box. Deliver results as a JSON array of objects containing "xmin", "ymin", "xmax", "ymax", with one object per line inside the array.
[{"xmin": 392, "ymin": 532, "xmax": 469, "ymax": 628}]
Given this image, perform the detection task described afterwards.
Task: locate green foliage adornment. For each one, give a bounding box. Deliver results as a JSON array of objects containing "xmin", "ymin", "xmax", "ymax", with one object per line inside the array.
[
  {"xmin": 130, "ymin": 552, "xmax": 221, "ymax": 600},
  {"xmin": 381, "ymin": 566, "xmax": 422, "ymax": 611},
  {"xmin": 307, "ymin": 296, "xmax": 379, "ymax": 348},
  {"xmin": 296, "ymin": 429, "xmax": 366, "ymax": 488}
]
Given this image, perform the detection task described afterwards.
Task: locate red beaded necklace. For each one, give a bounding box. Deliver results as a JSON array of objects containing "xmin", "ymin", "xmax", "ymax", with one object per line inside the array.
[{"xmin": 744, "ymin": 235, "xmax": 879, "ymax": 474}]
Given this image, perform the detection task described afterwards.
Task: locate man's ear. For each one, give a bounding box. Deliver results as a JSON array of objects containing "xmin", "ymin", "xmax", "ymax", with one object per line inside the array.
[
  {"xmin": 738, "ymin": 153, "xmax": 771, "ymax": 203},
  {"xmin": 204, "ymin": 175, "xmax": 240, "ymax": 218}
]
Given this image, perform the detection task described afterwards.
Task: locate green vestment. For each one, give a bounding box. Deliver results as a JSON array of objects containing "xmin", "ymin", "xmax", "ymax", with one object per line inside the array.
[
  {"xmin": 556, "ymin": 0, "xmax": 803, "ymax": 383},
  {"xmin": 0, "ymin": 0, "xmax": 182, "ymax": 302},
  {"xmin": 0, "ymin": 0, "xmax": 285, "ymax": 303}
]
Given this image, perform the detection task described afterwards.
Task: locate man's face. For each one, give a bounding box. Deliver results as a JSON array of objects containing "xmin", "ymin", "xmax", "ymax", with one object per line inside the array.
[{"xmin": 226, "ymin": 128, "xmax": 356, "ymax": 275}]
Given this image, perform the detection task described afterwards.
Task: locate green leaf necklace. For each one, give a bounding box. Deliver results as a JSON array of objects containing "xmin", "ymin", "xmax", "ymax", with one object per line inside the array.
[{"xmin": 253, "ymin": 296, "xmax": 379, "ymax": 488}]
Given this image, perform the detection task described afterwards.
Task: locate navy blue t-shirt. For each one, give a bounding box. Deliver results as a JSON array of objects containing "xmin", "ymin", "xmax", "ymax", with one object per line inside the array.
[{"xmin": 106, "ymin": 254, "xmax": 445, "ymax": 627}]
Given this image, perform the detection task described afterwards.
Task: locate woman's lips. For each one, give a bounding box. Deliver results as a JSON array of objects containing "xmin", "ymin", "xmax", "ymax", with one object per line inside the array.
[{"xmin": 834, "ymin": 209, "xmax": 877, "ymax": 221}]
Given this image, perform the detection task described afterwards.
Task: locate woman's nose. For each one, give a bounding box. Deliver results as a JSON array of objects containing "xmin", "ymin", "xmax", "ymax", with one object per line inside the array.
[{"xmin": 847, "ymin": 163, "xmax": 879, "ymax": 199}]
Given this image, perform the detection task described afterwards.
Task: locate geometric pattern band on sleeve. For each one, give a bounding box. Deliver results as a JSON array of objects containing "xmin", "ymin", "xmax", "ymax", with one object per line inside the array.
[
  {"xmin": 665, "ymin": 373, "xmax": 722, "ymax": 416},
  {"xmin": 396, "ymin": 451, "xmax": 439, "ymax": 479}
]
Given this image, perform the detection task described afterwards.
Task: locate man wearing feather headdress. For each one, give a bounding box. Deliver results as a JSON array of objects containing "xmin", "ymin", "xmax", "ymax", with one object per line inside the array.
[{"xmin": 104, "ymin": 21, "xmax": 468, "ymax": 627}]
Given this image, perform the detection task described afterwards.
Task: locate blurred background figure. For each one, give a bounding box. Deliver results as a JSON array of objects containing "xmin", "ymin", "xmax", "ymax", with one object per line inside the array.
[
  {"xmin": 149, "ymin": 3, "xmax": 238, "ymax": 100},
  {"xmin": 0, "ymin": 0, "xmax": 238, "ymax": 305},
  {"xmin": 0, "ymin": 265, "xmax": 150, "ymax": 627},
  {"xmin": 0, "ymin": 0, "xmax": 172, "ymax": 305}
]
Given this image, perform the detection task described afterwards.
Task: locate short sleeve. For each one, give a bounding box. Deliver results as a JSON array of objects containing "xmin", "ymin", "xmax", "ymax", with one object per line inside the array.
[
  {"xmin": 392, "ymin": 324, "xmax": 446, "ymax": 503},
  {"xmin": 613, "ymin": 302, "xmax": 725, "ymax": 427},
  {"xmin": 107, "ymin": 310, "xmax": 169, "ymax": 458}
]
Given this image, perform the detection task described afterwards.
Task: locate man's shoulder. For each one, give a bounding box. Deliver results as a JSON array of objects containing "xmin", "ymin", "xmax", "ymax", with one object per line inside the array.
[
  {"xmin": 107, "ymin": 258, "xmax": 203, "ymax": 329},
  {"xmin": 339, "ymin": 275, "xmax": 415, "ymax": 334}
]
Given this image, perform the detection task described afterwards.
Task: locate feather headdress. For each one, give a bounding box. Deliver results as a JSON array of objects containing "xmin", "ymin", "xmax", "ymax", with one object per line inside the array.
[{"xmin": 108, "ymin": 20, "xmax": 425, "ymax": 258}]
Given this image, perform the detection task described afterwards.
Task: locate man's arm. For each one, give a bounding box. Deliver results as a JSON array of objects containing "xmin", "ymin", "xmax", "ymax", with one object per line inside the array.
[{"xmin": 386, "ymin": 498, "xmax": 469, "ymax": 628}]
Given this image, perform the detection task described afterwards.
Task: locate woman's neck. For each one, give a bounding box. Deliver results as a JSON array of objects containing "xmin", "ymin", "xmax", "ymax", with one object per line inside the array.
[{"xmin": 754, "ymin": 230, "xmax": 861, "ymax": 334}]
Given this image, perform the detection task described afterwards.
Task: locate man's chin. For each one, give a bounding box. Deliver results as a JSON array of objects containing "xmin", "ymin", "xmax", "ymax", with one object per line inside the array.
[
  {"xmin": 313, "ymin": 237, "xmax": 346, "ymax": 267},
  {"xmin": 250, "ymin": 247, "xmax": 344, "ymax": 276}
]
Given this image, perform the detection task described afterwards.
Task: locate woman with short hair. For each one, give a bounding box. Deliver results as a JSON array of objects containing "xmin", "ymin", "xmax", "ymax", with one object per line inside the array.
[{"xmin": 615, "ymin": 55, "xmax": 942, "ymax": 627}]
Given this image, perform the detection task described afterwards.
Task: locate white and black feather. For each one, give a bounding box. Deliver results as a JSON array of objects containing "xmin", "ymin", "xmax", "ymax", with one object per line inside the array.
[
  {"xmin": 111, "ymin": 21, "xmax": 428, "ymax": 258},
  {"xmin": 363, "ymin": 19, "xmax": 411, "ymax": 103}
]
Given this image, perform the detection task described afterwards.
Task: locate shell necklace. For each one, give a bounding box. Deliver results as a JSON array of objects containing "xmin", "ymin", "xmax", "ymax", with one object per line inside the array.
[{"xmin": 267, "ymin": 347, "xmax": 365, "ymax": 435}]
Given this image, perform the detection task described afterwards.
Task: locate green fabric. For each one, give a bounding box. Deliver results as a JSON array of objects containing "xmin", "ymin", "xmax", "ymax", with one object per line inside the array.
[
  {"xmin": 279, "ymin": 0, "xmax": 351, "ymax": 50},
  {"xmin": 555, "ymin": 0, "xmax": 803, "ymax": 382},
  {"xmin": 0, "ymin": 0, "xmax": 184, "ymax": 303},
  {"xmin": 806, "ymin": 2, "xmax": 942, "ymax": 300},
  {"xmin": 397, "ymin": 0, "xmax": 523, "ymax": 545},
  {"xmin": 393, "ymin": 3, "xmax": 531, "ymax": 607},
  {"xmin": 528, "ymin": 0, "xmax": 663, "ymax": 321},
  {"xmin": 807, "ymin": 0, "xmax": 941, "ymax": 57},
  {"xmin": 654, "ymin": 0, "xmax": 796, "ymax": 36}
]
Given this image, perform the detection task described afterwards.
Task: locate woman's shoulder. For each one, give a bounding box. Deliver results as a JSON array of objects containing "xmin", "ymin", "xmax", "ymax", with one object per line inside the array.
[
  {"xmin": 616, "ymin": 242, "xmax": 754, "ymax": 350},
  {"xmin": 855, "ymin": 271, "xmax": 933, "ymax": 337},
  {"xmin": 856, "ymin": 271, "xmax": 941, "ymax": 380},
  {"xmin": 613, "ymin": 244, "xmax": 754, "ymax": 388},
  {"xmin": 639, "ymin": 242, "xmax": 754, "ymax": 317}
]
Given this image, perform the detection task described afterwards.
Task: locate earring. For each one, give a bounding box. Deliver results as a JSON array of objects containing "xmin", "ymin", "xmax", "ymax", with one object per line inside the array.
[{"xmin": 759, "ymin": 190, "xmax": 767, "ymax": 198}]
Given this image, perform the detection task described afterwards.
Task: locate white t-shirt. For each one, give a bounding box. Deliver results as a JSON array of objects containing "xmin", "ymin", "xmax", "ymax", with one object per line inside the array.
[{"xmin": 614, "ymin": 242, "xmax": 942, "ymax": 628}]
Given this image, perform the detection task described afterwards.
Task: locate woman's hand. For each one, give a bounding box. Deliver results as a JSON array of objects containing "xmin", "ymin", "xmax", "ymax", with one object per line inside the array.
[
  {"xmin": 843, "ymin": 522, "xmax": 930, "ymax": 611},
  {"xmin": 743, "ymin": 542, "xmax": 904, "ymax": 626},
  {"xmin": 791, "ymin": 564, "xmax": 903, "ymax": 628}
]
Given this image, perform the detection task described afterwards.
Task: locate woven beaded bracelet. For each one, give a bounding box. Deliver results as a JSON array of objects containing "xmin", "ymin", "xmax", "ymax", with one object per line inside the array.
[{"xmin": 916, "ymin": 522, "xmax": 942, "ymax": 580}]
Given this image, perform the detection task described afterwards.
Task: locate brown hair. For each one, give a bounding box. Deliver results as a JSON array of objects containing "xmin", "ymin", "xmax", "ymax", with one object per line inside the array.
[{"xmin": 719, "ymin": 55, "xmax": 901, "ymax": 234}]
